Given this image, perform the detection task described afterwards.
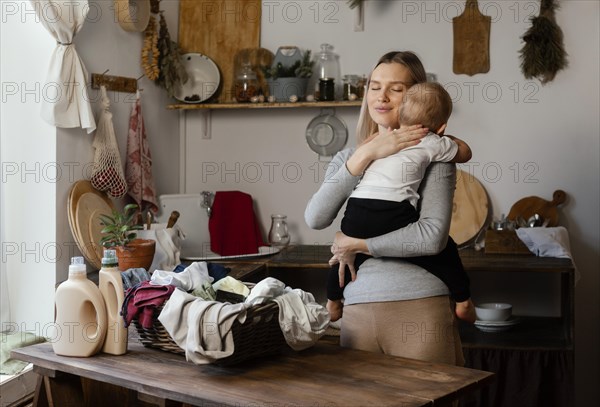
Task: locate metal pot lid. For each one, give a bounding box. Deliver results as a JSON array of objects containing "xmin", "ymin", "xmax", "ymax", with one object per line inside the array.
[{"xmin": 305, "ymin": 113, "xmax": 348, "ymax": 156}]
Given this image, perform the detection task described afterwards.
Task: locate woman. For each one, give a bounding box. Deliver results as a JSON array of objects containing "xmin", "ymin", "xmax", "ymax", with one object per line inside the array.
[{"xmin": 305, "ymin": 51, "xmax": 464, "ymax": 366}]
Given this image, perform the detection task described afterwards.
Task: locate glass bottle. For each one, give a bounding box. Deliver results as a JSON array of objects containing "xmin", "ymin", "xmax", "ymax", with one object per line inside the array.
[
  {"xmin": 235, "ymin": 62, "xmax": 258, "ymax": 103},
  {"xmin": 268, "ymin": 215, "xmax": 290, "ymax": 248},
  {"xmin": 309, "ymin": 43, "xmax": 342, "ymax": 100}
]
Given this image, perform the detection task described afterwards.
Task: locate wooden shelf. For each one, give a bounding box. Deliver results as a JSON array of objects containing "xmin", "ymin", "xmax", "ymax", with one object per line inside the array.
[
  {"xmin": 167, "ymin": 100, "xmax": 362, "ymax": 110},
  {"xmin": 459, "ymin": 316, "xmax": 572, "ymax": 351}
]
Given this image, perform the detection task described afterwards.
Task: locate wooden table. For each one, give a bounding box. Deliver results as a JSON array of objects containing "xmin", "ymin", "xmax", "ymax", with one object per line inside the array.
[{"xmin": 13, "ymin": 340, "xmax": 493, "ymax": 407}]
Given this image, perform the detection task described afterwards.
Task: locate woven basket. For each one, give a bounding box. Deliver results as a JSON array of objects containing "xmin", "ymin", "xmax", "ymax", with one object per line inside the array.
[{"xmin": 133, "ymin": 298, "xmax": 285, "ymax": 366}]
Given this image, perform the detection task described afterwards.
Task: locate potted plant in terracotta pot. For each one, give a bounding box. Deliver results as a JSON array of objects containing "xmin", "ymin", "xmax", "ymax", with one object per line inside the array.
[{"xmin": 99, "ymin": 204, "xmax": 156, "ymax": 271}]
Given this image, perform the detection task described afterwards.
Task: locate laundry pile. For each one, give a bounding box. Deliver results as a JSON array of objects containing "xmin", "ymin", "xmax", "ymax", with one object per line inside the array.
[{"xmin": 121, "ymin": 263, "xmax": 329, "ymax": 365}]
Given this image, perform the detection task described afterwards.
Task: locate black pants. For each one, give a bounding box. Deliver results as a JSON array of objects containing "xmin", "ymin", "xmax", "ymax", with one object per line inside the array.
[{"xmin": 327, "ymin": 198, "xmax": 471, "ymax": 302}]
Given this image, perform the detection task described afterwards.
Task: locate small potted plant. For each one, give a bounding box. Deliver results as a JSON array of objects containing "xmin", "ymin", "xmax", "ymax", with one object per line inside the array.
[
  {"xmin": 264, "ymin": 48, "xmax": 314, "ymax": 101},
  {"xmin": 99, "ymin": 203, "xmax": 156, "ymax": 271}
]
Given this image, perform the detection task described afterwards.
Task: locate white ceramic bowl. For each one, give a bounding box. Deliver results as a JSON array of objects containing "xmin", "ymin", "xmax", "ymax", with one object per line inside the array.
[{"xmin": 475, "ymin": 303, "xmax": 512, "ymax": 322}]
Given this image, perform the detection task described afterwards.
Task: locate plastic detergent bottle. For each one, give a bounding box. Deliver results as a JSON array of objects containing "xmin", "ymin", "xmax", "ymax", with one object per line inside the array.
[
  {"xmin": 99, "ymin": 249, "xmax": 128, "ymax": 355},
  {"xmin": 52, "ymin": 257, "xmax": 108, "ymax": 357}
]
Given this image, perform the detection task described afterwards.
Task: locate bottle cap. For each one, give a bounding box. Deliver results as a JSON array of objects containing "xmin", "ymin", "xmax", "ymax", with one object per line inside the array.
[
  {"xmin": 69, "ymin": 256, "xmax": 86, "ymax": 275},
  {"xmin": 101, "ymin": 249, "xmax": 119, "ymax": 268}
]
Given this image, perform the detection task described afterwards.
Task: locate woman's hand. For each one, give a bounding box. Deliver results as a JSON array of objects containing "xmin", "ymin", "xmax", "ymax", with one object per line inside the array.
[
  {"xmin": 346, "ymin": 125, "xmax": 428, "ymax": 176},
  {"xmin": 329, "ymin": 231, "xmax": 370, "ymax": 286}
]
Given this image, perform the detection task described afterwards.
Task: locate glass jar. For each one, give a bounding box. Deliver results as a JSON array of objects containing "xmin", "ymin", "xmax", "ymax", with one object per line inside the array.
[
  {"xmin": 342, "ymin": 75, "xmax": 361, "ymax": 100},
  {"xmin": 309, "ymin": 43, "xmax": 341, "ymax": 100},
  {"xmin": 235, "ymin": 63, "xmax": 258, "ymax": 103},
  {"xmin": 268, "ymin": 215, "xmax": 290, "ymax": 248}
]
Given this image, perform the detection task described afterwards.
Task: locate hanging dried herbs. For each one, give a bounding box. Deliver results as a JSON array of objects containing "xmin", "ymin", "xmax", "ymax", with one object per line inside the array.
[
  {"xmin": 141, "ymin": 16, "xmax": 159, "ymax": 81},
  {"xmin": 519, "ymin": 0, "xmax": 568, "ymax": 84},
  {"xmin": 156, "ymin": 11, "xmax": 188, "ymax": 97},
  {"xmin": 347, "ymin": 0, "xmax": 363, "ymax": 9}
]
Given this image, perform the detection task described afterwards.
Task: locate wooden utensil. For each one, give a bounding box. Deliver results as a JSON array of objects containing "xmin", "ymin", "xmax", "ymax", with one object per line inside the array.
[
  {"xmin": 507, "ymin": 190, "xmax": 566, "ymax": 227},
  {"xmin": 166, "ymin": 211, "xmax": 180, "ymax": 228},
  {"xmin": 450, "ymin": 170, "xmax": 491, "ymax": 247},
  {"xmin": 178, "ymin": 0, "xmax": 261, "ymax": 102},
  {"xmin": 75, "ymin": 192, "xmax": 114, "ymax": 269},
  {"xmin": 453, "ymin": 0, "xmax": 491, "ymax": 75},
  {"xmin": 68, "ymin": 181, "xmax": 115, "ymax": 269}
]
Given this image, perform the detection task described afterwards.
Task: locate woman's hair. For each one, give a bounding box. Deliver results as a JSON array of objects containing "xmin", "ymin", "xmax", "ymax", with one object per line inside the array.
[{"xmin": 356, "ymin": 51, "xmax": 427, "ymax": 144}]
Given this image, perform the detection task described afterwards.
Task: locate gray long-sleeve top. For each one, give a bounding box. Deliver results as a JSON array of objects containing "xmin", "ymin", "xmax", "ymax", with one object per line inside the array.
[{"xmin": 304, "ymin": 148, "xmax": 455, "ymax": 305}]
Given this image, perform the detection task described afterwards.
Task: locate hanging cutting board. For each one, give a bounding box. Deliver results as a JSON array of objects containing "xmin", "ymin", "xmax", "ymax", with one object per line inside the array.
[
  {"xmin": 450, "ymin": 170, "xmax": 491, "ymax": 247},
  {"xmin": 453, "ymin": 0, "xmax": 491, "ymax": 75},
  {"xmin": 507, "ymin": 190, "xmax": 566, "ymax": 227},
  {"xmin": 178, "ymin": 0, "xmax": 261, "ymax": 102}
]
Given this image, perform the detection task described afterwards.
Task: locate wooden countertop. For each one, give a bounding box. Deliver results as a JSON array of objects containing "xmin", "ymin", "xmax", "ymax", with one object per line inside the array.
[
  {"xmin": 254, "ymin": 245, "xmax": 575, "ymax": 274},
  {"xmin": 13, "ymin": 341, "xmax": 494, "ymax": 406}
]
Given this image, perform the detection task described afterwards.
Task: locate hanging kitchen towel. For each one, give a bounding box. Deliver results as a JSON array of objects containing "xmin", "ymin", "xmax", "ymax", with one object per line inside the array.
[
  {"xmin": 125, "ymin": 90, "xmax": 159, "ymax": 213},
  {"xmin": 208, "ymin": 191, "xmax": 265, "ymax": 256}
]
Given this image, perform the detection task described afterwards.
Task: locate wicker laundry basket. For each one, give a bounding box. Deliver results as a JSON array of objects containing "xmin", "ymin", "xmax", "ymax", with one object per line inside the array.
[{"xmin": 133, "ymin": 293, "xmax": 286, "ymax": 366}]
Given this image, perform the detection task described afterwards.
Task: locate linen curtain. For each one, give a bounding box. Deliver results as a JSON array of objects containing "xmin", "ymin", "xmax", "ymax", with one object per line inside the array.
[{"xmin": 30, "ymin": 0, "xmax": 96, "ymax": 133}]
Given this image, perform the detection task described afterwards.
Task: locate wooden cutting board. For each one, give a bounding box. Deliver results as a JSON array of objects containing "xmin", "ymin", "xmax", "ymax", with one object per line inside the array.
[
  {"xmin": 178, "ymin": 0, "xmax": 262, "ymax": 102},
  {"xmin": 450, "ymin": 170, "xmax": 490, "ymax": 247},
  {"xmin": 68, "ymin": 181, "xmax": 114, "ymax": 270},
  {"xmin": 453, "ymin": 0, "xmax": 491, "ymax": 75},
  {"xmin": 507, "ymin": 190, "xmax": 567, "ymax": 227}
]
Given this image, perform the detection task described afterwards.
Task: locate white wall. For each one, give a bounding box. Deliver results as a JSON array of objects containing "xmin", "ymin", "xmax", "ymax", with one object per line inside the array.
[
  {"xmin": 1, "ymin": 0, "xmax": 180, "ymax": 329},
  {"xmin": 2, "ymin": 0, "xmax": 598, "ymax": 405},
  {"xmin": 1, "ymin": 2, "xmax": 57, "ymax": 332},
  {"xmin": 53, "ymin": 0, "xmax": 182, "ymax": 280},
  {"xmin": 183, "ymin": 1, "xmax": 599, "ymax": 405}
]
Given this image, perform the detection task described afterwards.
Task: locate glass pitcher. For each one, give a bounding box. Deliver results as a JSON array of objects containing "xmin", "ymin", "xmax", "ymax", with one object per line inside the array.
[{"xmin": 268, "ymin": 215, "xmax": 290, "ymax": 248}]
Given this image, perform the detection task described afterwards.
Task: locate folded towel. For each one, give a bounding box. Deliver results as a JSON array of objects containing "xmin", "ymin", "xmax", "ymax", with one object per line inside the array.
[
  {"xmin": 516, "ymin": 226, "xmax": 580, "ymax": 284},
  {"xmin": 208, "ymin": 191, "xmax": 265, "ymax": 256}
]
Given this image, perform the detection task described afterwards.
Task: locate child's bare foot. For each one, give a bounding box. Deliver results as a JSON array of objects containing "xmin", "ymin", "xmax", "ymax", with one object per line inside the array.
[
  {"xmin": 327, "ymin": 299, "xmax": 343, "ymax": 322},
  {"xmin": 455, "ymin": 299, "xmax": 476, "ymax": 323}
]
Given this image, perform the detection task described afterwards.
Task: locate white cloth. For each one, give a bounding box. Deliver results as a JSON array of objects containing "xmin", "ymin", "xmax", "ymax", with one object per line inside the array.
[
  {"xmin": 516, "ymin": 226, "xmax": 580, "ymax": 284},
  {"xmin": 246, "ymin": 277, "xmax": 330, "ymax": 351},
  {"xmin": 150, "ymin": 262, "xmax": 213, "ymax": 291},
  {"xmin": 212, "ymin": 276, "xmax": 250, "ymax": 297},
  {"xmin": 137, "ymin": 224, "xmax": 184, "ymax": 273},
  {"xmin": 351, "ymin": 133, "xmax": 457, "ymax": 206},
  {"xmin": 158, "ymin": 289, "xmax": 248, "ymax": 364},
  {"xmin": 244, "ymin": 277, "xmax": 286, "ymax": 305},
  {"xmin": 31, "ymin": 0, "xmax": 96, "ymax": 133},
  {"xmin": 272, "ymin": 290, "xmax": 330, "ymax": 351}
]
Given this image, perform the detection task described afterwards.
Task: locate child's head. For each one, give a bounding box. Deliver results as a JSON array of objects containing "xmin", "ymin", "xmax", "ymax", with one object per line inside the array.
[{"xmin": 399, "ymin": 82, "xmax": 452, "ymax": 134}]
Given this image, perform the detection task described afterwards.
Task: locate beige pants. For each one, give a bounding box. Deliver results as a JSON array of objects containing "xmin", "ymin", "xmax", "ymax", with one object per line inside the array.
[{"xmin": 340, "ymin": 296, "xmax": 465, "ymax": 366}]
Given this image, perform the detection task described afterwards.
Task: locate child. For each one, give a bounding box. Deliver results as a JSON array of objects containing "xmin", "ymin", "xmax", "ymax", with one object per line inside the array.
[{"xmin": 327, "ymin": 82, "xmax": 476, "ymax": 323}]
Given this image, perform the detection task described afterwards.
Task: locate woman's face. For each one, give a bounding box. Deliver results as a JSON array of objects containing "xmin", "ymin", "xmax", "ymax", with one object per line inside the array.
[{"xmin": 367, "ymin": 62, "xmax": 413, "ymax": 131}]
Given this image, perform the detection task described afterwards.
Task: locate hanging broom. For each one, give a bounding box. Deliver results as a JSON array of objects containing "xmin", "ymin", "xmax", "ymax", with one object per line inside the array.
[{"xmin": 519, "ymin": 0, "xmax": 568, "ymax": 84}]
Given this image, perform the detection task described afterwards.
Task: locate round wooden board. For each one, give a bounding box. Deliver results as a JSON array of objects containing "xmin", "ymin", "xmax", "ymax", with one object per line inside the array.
[
  {"xmin": 450, "ymin": 170, "xmax": 490, "ymax": 247},
  {"xmin": 75, "ymin": 193, "xmax": 114, "ymax": 269},
  {"xmin": 67, "ymin": 181, "xmax": 114, "ymax": 269}
]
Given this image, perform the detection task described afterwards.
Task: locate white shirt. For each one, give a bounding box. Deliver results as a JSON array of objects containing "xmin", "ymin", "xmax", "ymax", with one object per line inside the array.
[{"xmin": 350, "ymin": 133, "xmax": 458, "ymax": 207}]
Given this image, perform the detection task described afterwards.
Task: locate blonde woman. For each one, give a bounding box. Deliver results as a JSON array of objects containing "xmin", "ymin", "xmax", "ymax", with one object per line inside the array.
[{"xmin": 305, "ymin": 51, "xmax": 466, "ymax": 365}]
